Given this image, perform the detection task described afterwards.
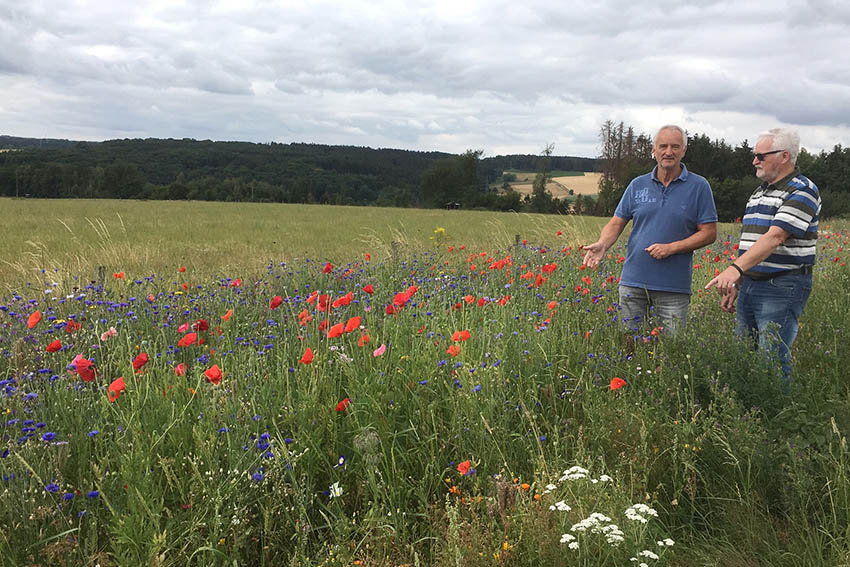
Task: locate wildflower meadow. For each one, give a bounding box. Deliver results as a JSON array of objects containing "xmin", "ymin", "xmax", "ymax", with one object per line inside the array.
[{"xmin": 2, "ymin": 199, "xmax": 850, "ymax": 566}]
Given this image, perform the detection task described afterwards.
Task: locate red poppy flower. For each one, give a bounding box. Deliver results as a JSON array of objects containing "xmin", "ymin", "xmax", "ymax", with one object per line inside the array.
[
  {"xmin": 108, "ymin": 377, "xmax": 125, "ymax": 402},
  {"xmin": 385, "ymin": 304, "xmax": 397, "ymax": 315},
  {"xmin": 364, "ymin": 253, "xmax": 371, "ymax": 261},
  {"xmin": 610, "ymin": 377, "xmax": 626, "ymax": 391},
  {"xmin": 192, "ymin": 319, "xmax": 209, "ymax": 331},
  {"xmin": 358, "ymin": 334, "xmax": 370, "ymax": 347},
  {"xmin": 447, "ymin": 345, "xmax": 460, "ymax": 357},
  {"xmin": 323, "ymin": 262, "xmax": 333, "ymax": 274},
  {"xmin": 270, "ymin": 296, "xmax": 283, "ymax": 310},
  {"xmin": 327, "ymin": 322, "xmax": 344, "ymax": 339},
  {"xmin": 179, "ymin": 265, "xmax": 186, "ymax": 272},
  {"xmin": 132, "ymin": 352, "xmax": 149, "ymax": 372},
  {"xmin": 148, "ymin": 294, "xmax": 155, "ymax": 302},
  {"xmin": 344, "ymin": 316, "xmax": 361, "ymax": 334},
  {"xmin": 547, "ymin": 300, "xmax": 557, "ymax": 310},
  {"xmin": 175, "ymin": 363, "xmax": 187, "ymax": 376},
  {"xmin": 66, "ymin": 320, "xmax": 81, "ymax": 333},
  {"xmin": 204, "ymin": 364, "xmax": 222, "ymax": 385},
  {"xmin": 393, "ymin": 292, "xmax": 411, "ymax": 307},
  {"xmin": 332, "ymin": 292, "xmax": 353, "ymax": 309},
  {"xmin": 222, "ymin": 309, "xmax": 233, "ymax": 321},
  {"xmin": 451, "ymin": 330, "xmax": 471, "ymax": 342},
  {"xmin": 74, "ymin": 357, "xmax": 96, "ymax": 382},
  {"xmin": 457, "ymin": 460, "xmax": 471, "ymax": 476},
  {"xmin": 363, "ymin": 284, "xmax": 374, "ymax": 294},
  {"xmin": 318, "ymin": 319, "xmax": 329, "ymax": 331},
  {"xmin": 231, "ymin": 278, "xmax": 241, "ymax": 287},
  {"xmin": 46, "ymin": 339, "xmax": 61, "ymax": 353},
  {"xmin": 27, "ymin": 310, "xmax": 41, "ymax": 329},
  {"xmin": 299, "ymin": 347, "xmax": 314, "ymax": 364},
  {"xmin": 317, "ymin": 294, "xmax": 330, "ymax": 312},
  {"xmin": 306, "ymin": 290, "xmax": 318, "ymax": 304},
  {"xmin": 335, "ymin": 397, "xmax": 350, "ymax": 412},
  {"xmin": 177, "ymin": 333, "xmax": 197, "ymax": 348},
  {"xmin": 113, "ymin": 272, "xmax": 124, "ymax": 279}
]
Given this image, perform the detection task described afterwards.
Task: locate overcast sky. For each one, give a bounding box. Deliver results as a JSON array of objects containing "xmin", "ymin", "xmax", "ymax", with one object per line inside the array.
[{"xmin": 1, "ymin": 0, "xmax": 848, "ymax": 158}]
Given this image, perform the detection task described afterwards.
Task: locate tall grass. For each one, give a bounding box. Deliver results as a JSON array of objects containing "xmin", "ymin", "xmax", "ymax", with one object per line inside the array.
[{"xmin": 1, "ymin": 200, "xmax": 849, "ymax": 566}]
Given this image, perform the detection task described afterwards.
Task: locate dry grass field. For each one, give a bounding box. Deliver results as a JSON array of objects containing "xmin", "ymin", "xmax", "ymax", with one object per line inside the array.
[{"xmin": 506, "ymin": 172, "xmax": 601, "ymax": 199}]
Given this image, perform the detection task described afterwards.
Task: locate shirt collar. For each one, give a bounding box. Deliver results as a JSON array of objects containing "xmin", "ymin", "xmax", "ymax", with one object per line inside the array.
[
  {"xmin": 762, "ymin": 169, "xmax": 799, "ymax": 190},
  {"xmin": 651, "ymin": 163, "xmax": 689, "ymax": 184}
]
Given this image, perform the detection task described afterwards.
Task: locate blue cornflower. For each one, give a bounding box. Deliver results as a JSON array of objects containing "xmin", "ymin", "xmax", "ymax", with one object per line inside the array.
[
  {"xmin": 87, "ymin": 430, "xmax": 99, "ymax": 437},
  {"xmin": 283, "ymin": 437, "xmax": 294, "ymax": 445},
  {"xmin": 251, "ymin": 471, "xmax": 264, "ymax": 482},
  {"xmin": 44, "ymin": 483, "xmax": 60, "ymax": 493},
  {"xmin": 218, "ymin": 427, "xmax": 230, "ymax": 433},
  {"xmin": 87, "ymin": 490, "xmax": 99, "ymax": 499},
  {"xmin": 41, "ymin": 432, "xmax": 56, "ymax": 442},
  {"xmin": 473, "ymin": 384, "xmax": 482, "ymax": 393},
  {"xmin": 419, "ymin": 380, "xmax": 428, "ymax": 385},
  {"xmin": 62, "ymin": 493, "xmax": 74, "ymax": 501}
]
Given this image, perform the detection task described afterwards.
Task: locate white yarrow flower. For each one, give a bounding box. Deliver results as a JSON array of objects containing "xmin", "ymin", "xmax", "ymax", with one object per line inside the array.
[
  {"xmin": 560, "ymin": 533, "xmax": 576, "ymax": 544},
  {"xmin": 639, "ymin": 550, "xmax": 660, "ymax": 560},
  {"xmin": 549, "ymin": 500, "xmax": 571, "ymax": 512}
]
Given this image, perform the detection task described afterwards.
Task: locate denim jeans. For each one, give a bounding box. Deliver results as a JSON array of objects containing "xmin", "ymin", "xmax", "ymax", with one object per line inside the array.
[
  {"xmin": 735, "ymin": 272, "xmax": 812, "ymax": 384},
  {"xmin": 618, "ymin": 285, "xmax": 690, "ymax": 335}
]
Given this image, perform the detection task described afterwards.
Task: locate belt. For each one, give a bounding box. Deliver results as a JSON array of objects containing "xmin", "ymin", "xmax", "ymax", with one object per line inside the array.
[{"xmin": 744, "ymin": 265, "xmax": 812, "ymax": 281}]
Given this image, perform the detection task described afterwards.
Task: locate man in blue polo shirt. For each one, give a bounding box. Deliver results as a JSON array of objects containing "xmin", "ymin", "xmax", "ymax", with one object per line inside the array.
[
  {"xmin": 583, "ymin": 124, "xmax": 717, "ymax": 333},
  {"xmin": 706, "ymin": 128, "xmax": 820, "ymax": 384}
]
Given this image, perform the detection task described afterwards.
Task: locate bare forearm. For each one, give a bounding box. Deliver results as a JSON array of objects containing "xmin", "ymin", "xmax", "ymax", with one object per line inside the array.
[
  {"xmin": 669, "ymin": 226, "xmax": 716, "ymax": 255},
  {"xmin": 597, "ymin": 217, "xmax": 628, "ymax": 251},
  {"xmin": 735, "ymin": 230, "xmax": 788, "ymax": 271}
]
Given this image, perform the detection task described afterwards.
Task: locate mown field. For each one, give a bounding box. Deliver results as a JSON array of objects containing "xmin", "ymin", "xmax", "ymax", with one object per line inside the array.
[
  {"xmin": 500, "ymin": 171, "xmax": 602, "ymax": 199},
  {"xmin": 2, "ymin": 198, "xmax": 850, "ymax": 566}
]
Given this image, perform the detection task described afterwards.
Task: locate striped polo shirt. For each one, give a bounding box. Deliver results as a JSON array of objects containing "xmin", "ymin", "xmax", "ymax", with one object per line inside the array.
[{"xmin": 739, "ymin": 170, "xmax": 821, "ymax": 277}]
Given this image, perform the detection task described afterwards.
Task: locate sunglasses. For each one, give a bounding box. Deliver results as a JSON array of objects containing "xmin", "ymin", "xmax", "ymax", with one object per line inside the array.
[{"xmin": 753, "ymin": 149, "xmax": 785, "ymax": 161}]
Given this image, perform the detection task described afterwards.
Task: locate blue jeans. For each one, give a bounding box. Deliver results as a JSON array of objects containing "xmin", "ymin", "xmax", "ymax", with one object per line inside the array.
[
  {"xmin": 735, "ymin": 273, "xmax": 812, "ymax": 384},
  {"xmin": 618, "ymin": 285, "xmax": 690, "ymax": 335}
]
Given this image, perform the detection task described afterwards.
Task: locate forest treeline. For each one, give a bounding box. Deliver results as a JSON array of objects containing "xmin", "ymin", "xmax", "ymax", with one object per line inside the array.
[
  {"xmin": 1, "ymin": 125, "xmax": 848, "ymax": 220},
  {"xmin": 595, "ymin": 121, "xmax": 850, "ymax": 220}
]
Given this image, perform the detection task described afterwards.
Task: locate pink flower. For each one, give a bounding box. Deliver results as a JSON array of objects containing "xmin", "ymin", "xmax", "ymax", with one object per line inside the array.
[
  {"xmin": 373, "ymin": 344, "xmax": 386, "ymax": 357},
  {"xmin": 100, "ymin": 327, "xmax": 118, "ymax": 341}
]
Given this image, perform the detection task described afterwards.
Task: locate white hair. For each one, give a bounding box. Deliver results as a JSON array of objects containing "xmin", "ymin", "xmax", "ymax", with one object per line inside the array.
[
  {"xmin": 758, "ymin": 128, "xmax": 800, "ymax": 164},
  {"xmin": 654, "ymin": 125, "xmax": 688, "ymax": 151}
]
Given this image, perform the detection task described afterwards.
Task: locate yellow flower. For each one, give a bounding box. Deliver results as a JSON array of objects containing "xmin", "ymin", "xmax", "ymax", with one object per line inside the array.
[{"xmin": 434, "ymin": 227, "xmax": 446, "ymax": 235}]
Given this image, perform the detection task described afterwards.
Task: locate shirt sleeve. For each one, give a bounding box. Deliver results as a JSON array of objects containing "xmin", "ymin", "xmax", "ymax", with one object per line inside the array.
[
  {"xmin": 773, "ymin": 186, "xmax": 819, "ymax": 237},
  {"xmin": 696, "ymin": 179, "xmax": 718, "ymax": 224},
  {"xmin": 613, "ymin": 182, "xmax": 634, "ymax": 221}
]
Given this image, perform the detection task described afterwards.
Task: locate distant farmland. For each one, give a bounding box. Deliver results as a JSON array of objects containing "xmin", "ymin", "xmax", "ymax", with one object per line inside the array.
[{"xmin": 502, "ymin": 171, "xmax": 601, "ymax": 199}]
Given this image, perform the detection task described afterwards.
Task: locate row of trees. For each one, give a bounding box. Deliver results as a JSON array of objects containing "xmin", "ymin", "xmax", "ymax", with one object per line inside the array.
[
  {"xmin": 2, "ymin": 128, "xmax": 848, "ymax": 219},
  {"xmin": 595, "ymin": 121, "xmax": 850, "ymax": 220},
  {"xmin": 0, "ymin": 137, "xmax": 592, "ymax": 210}
]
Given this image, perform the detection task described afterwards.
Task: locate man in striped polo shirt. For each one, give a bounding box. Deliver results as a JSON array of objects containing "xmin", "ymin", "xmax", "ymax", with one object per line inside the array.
[{"xmin": 706, "ymin": 128, "xmax": 821, "ymax": 385}]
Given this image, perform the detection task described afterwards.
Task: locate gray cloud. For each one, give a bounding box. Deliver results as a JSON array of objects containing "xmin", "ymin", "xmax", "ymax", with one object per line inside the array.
[{"xmin": 1, "ymin": 0, "xmax": 848, "ymax": 157}]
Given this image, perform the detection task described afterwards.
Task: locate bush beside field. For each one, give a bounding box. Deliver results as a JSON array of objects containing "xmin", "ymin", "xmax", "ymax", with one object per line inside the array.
[{"xmin": 1, "ymin": 203, "xmax": 850, "ymax": 566}]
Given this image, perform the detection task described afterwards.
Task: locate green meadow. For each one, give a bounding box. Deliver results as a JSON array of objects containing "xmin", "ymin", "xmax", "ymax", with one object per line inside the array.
[{"xmin": 1, "ymin": 198, "xmax": 850, "ymax": 566}]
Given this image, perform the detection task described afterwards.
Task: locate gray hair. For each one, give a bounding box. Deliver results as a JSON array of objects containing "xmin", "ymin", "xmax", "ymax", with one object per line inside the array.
[
  {"xmin": 654, "ymin": 125, "xmax": 688, "ymax": 151},
  {"xmin": 758, "ymin": 128, "xmax": 800, "ymax": 164}
]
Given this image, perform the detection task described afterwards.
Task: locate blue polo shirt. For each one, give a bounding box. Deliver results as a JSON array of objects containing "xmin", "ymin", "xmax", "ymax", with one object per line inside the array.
[{"xmin": 614, "ymin": 164, "xmax": 717, "ymax": 294}]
